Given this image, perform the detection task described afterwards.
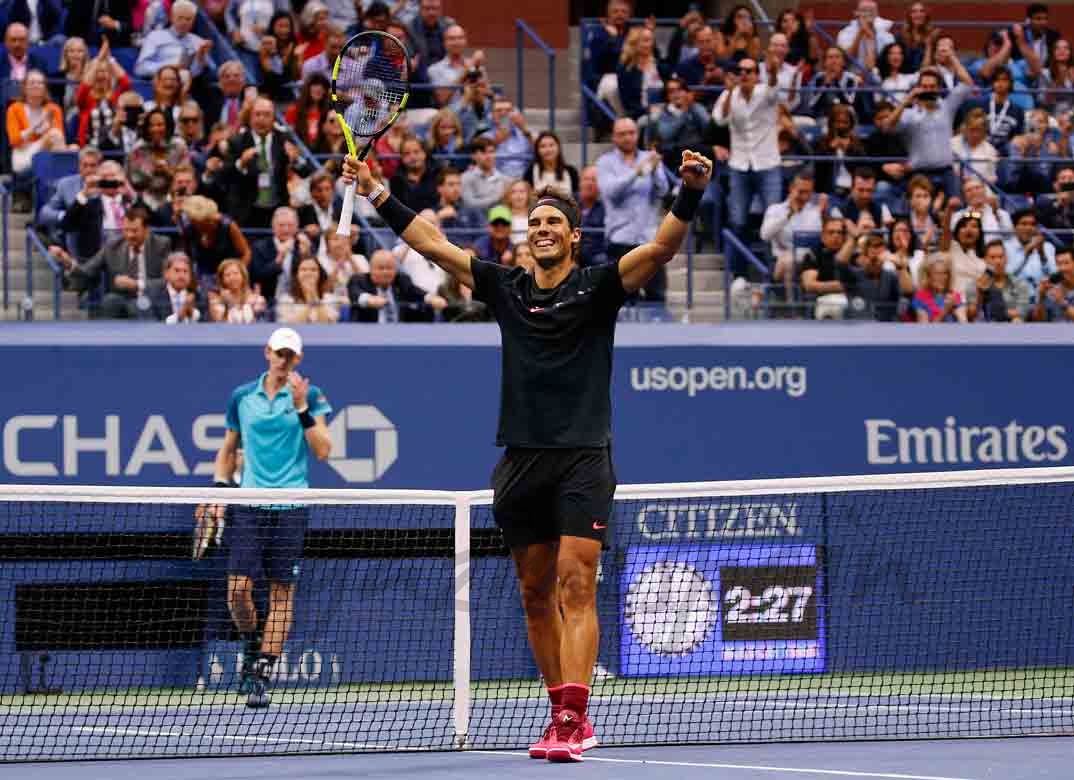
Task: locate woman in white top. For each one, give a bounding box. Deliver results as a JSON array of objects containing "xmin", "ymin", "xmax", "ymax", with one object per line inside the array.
[
  {"xmin": 276, "ymin": 255, "xmax": 341, "ymax": 324},
  {"xmin": 941, "ymin": 205, "xmax": 986, "ymax": 299},
  {"xmin": 524, "ymin": 131, "xmax": 579, "ymax": 195},
  {"xmin": 875, "ymin": 42, "xmax": 917, "ymax": 101},
  {"xmin": 884, "ymin": 217, "xmax": 926, "ymax": 282},
  {"xmin": 504, "ymin": 179, "xmax": 533, "ymax": 246},
  {"xmin": 209, "ymin": 259, "xmax": 267, "ymax": 323},
  {"xmin": 320, "ymin": 223, "xmax": 370, "ymax": 297},
  {"xmin": 951, "ymin": 108, "xmax": 999, "ymax": 185}
]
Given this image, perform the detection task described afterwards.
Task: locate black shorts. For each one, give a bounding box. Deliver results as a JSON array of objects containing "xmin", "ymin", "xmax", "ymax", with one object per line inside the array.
[
  {"xmin": 491, "ymin": 447, "xmax": 616, "ymax": 549},
  {"xmin": 227, "ymin": 506, "xmax": 309, "ymax": 584}
]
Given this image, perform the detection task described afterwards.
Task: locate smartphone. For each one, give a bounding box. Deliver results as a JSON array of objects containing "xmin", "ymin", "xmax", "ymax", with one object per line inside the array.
[{"xmin": 1049, "ymin": 271, "xmax": 1064, "ymax": 284}]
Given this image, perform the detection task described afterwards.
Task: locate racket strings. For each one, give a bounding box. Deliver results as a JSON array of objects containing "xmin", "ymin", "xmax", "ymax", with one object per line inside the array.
[{"xmin": 334, "ymin": 39, "xmax": 409, "ymax": 138}]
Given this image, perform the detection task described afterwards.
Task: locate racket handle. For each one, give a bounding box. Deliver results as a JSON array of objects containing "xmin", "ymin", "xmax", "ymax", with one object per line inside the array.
[{"xmin": 337, "ymin": 181, "xmax": 357, "ymax": 236}]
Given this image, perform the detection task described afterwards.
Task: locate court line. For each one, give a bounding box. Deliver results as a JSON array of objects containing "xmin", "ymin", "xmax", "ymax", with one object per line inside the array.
[
  {"xmin": 70, "ymin": 725, "xmax": 414, "ymax": 752},
  {"xmin": 468, "ymin": 751, "xmax": 977, "ymax": 780}
]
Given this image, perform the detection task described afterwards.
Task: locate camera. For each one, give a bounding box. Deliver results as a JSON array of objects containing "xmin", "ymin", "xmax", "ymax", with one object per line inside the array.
[
  {"xmin": 97, "ymin": 178, "xmax": 121, "ymax": 189},
  {"xmin": 918, "ymin": 91, "xmax": 940, "ymax": 102},
  {"xmin": 1060, "ymin": 182, "xmax": 1074, "ymax": 192},
  {"xmin": 464, "ymin": 68, "xmax": 482, "ymax": 83},
  {"xmin": 1049, "ymin": 271, "xmax": 1064, "ymax": 284}
]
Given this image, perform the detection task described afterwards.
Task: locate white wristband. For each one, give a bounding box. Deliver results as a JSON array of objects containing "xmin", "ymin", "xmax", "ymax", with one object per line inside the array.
[{"xmin": 366, "ymin": 183, "xmax": 387, "ymax": 203}]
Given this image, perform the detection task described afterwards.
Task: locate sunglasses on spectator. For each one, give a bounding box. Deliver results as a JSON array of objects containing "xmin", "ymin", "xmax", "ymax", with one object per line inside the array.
[
  {"xmin": 739, "ymin": 67, "xmax": 757, "ymax": 74},
  {"xmin": 180, "ymin": 115, "xmax": 201, "ymax": 123}
]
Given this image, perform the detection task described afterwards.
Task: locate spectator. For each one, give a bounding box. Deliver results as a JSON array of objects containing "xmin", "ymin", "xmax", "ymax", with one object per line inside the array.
[
  {"xmin": 759, "ymin": 33, "xmax": 802, "ymax": 114},
  {"xmin": 885, "ymin": 217, "xmax": 926, "ymax": 281},
  {"xmin": 676, "ymin": 25, "xmax": 724, "ymax": 109},
  {"xmin": 177, "ymin": 101, "xmax": 211, "ymax": 171},
  {"xmin": 1005, "ymin": 208, "xmax": 1056, "ymax": 291},
  {"xmin": 301, "ymin": 24, "xmax": 344, "ymax": 81},
  {"xmin": 151, "ymin": 163, "xmax": 198, "ymax": 227},
  {"xmin": 960, "ymin": 67, "xmax": 1024, "ymax": 155},
  {"xmin": 7, "ymin": 69, "xmax": 66, "ymax": 182},
  {"xmin": 276, "ymin": 256, "xmax": 342, "ymax": 324},
  {"xmin": 348, "ymin": 248, "xmax": 444, "ymax": 322},
  {"xmin": 897, "ymin": 1, "xmax": 939, "ymax": 72},
  {"xmin": 427, "ymin": 24, "xmax": 483, "ymax": 106},
  {"xmin": 297, "ymin": 1, "xmax": 330, "ymax": 62},
  {"xmin": 488, "ymin": 98, "xmax": 532, "ymax": 180},
  {"xmin": 837, "ymin": 0, "xmax": 895, "ymax": 69},
  {"xmin": 864, "ymin": 101, "xmax": 910, "ymax": 202},
  {"xmin": 312, "ymin": 110, "xmax": 348, "ymax": 157},
  {"xmin": 460, "ymin": 135, "xmax": 508, "ymax": 212},
  {"xmin": 1039, "ymin": 38, "xmax": 1074, "ymax": 115},
  {"xmin": 135, "ymin": 0, "xmax": 216, "ymax": 81},
  {"xmin": 906, "ymin": 174, "xmax": 940, "ymax": 249},
  {"xmin": 76, "ymin": 39, "xmax": 131, "ymax": 147},
  {"xmin": 126, "ymin": 108, "xmax": 192, "ymax": 207},
  {"xmin": 372, "ymin": 118, "xmax": 410, "ymax": 178},
  {"xmin": 320, "ymin": 225, "xmax": 369, "ymax": 296},
  {"xmin": 912, "ymin": 253, "xmax": 968, "ymax": 322},
  {"xmin": 471, "ymin": 205, "xmax": 512, "ymax": 263},
  {"xmin": 940, "ymin": 201, "xmax": 986, "ymax": 298},
  {"xmin": 876, "ymin": 43, "xmax": 917, "ymax": 101},
  {"xmin": 800, "ymin": 217, "xmax": 853, "ymax": 319},
  {"xmin": 568, "ymin": 166, "xmax": 605, "ymax": 269},
  {"xmin": 760, "ymin": 173, "xmax": 826, "ymax": 295},
  {"xmin": 434, "ymin": 166, "xmax": 482, "ymax": 233},
  {"xmin": 229, "ymin": 97, "xmax": 313, "ymax": 229},
  {"xmin": 813, "ymin": 104, "xmax": 867, "ymax": 199},
  {"xmin": 438, "ymin": 272, "xmax": 489, "ymax": 322},
  {"xmin": 427, "ymin": 108, "xmax": 465, "ymax": 157},
  {"xmin": 1004, "ymin": 109, "xmax": 1055, "ymax": 195},
  {"xmin": 40, "ymin": 146, "xmax": 102, "ymax": 244},
  {"xmin": 804, "ymin": 47, "xmax": 869, "ymax": 124},
  {"xmin": 58, "ymin": 159, "xmax": 133, "ymax": 260},
  {"xmin": 208, "ymin": 258, "xmax": 268, "ymax": 323},
  {"xmin": 775, "ymin": 9, "xmax": 819, "ymax": 67},
  {"xmin": 967, "ymin": 240, "xmax": 1032, "ymax": 322},
  {"xmin": 451, "ymin": 71, "xmax": 494, "ymax": 142},
  {"xmin": 228, "ymin": 0, "xmax": 289, "ymax": 70},
  {"xmin": 583, "ymin": 0, "xmax": 633, "ymax": 102},
  {"xmin": 837, "ymin": 232, "xmax": 912, "ymax": 321},
  {"xmin": 1032, "ymin": 245, "xmax": 1074, "ymax": 320},
  {"xmin": 55, "ymin": 207, "xmax": 171, "ymax": 319},
  {"xmin": 299, "ymin": 170, "xmax": 347, "ymax": 251},
  {"xmin": 179, "ymin": 195, "xmax": 251, "ymax": 286},
  {"xmin": 145, "ymin": 65, "xmax": 185, "ymax": 130},
  {"xmin": 53, "ymin": 37, "xmax": 89, "ymax": 122},
  {"xmin": 64, "ymin": 1, "xmax": 132, "ymax": 47},
  {"xmin": 396, "ymin": 208, "xmax": 447, "ymax": 294},
  {"xmin": 876, "ymin": 69, "xmax": 973, "ymax": 199},
  {"xmin": 202, "ymin": 60, "xmax": 252, "ymax": 134},
  {"xmin": 390, "ymin": 134, "xmax": 440, "ymax": 212},
  {"xmin": 951, "ymin": 109, "xmax": 999, "ymax": 186},
  {"xmin": 950, "ymin": 177, "xmax": 1012, "ymax": 243},
  {"xmin": 259, "ymin": 10, "xmax": 303, "ymax": 100},
  {"xmin": 503, "ymin": 179, "xmax": 532, "ymax": 246},
  {"xmin": 1035, "ymin": 166, "xmax": 1074, "ymax": 229},
  {"xmin": 356, "ymin": 1, "xmax": 391, "ymax": 36},
  {"xmin": 408, "ymin": 0, "xmax": 453, "ymax": 67},
  {"xmin": 968, "ymin": 31, "xmax": 1013, "ymax": 89},
  {"xmin": 525, "ymin": 131, "xmax": 578, "ymax": 196},
  {"xmin": 250, "ymin": 206, "xmax": 309, "ymax": 302},
  {"xmin": 149, "ymin": 252, "xmax": 206, "ymax": 323},
  {"xmin": 1009, "ymin": 3, "xmax": 1057, "ymax": 69},
  {"xmin": 0, "ymin": 22, "xmax": 45, "ymax": 82},
  {"xmin": 387, "ymin": 14, "xmax": 430, "ymax": 101},
  {"xmin": 505, "ymin": 242, "xmax": 535, "ymax": 272},
  {"xmin": 97, "ymin": 90, "xmax": 143, "ymax": 157},
  {"xmin": 649, "ymin": 77, "xmax": 712, "ymax": 174},
  {"xmin": 286, "ymin": 73, "xmax": 331, "ymax": 146},
  {"xmin": 610, "ymin": 26, "xmax": 667, "ymax": 120},
  {"xmin": 718, "ymin": 4, "xmax": 762, "ymax": 63},
  {"xmin": 596, "ymin": 116, "xmax": 671, "ymax": 300}
]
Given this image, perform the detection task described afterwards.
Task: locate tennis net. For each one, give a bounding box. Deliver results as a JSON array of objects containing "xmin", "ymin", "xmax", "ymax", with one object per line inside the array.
[{"xmin": 2, "ymin": 467, "xmax": 1073, "ymax": 761}]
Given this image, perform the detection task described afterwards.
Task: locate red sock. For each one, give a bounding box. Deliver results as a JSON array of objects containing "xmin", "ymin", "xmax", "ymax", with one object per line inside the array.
[
  {"xmin": 560, "ymin": 683, "xmax": 590, "ymax": 718},
  {"xmin": 547, "ymin": 684, "xmax": 566, "ymax": 718}
]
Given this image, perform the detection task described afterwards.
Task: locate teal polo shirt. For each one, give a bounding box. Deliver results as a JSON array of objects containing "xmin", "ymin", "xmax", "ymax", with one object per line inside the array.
[{"xmin": 226, "ymin": 372, "xmax": 333, "ymax": 489}]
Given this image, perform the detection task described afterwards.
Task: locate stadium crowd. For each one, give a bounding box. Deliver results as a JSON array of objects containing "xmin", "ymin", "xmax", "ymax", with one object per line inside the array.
[{"xmin": 12, "ymin": 0, "xmax": 1074, "ymax": 322}]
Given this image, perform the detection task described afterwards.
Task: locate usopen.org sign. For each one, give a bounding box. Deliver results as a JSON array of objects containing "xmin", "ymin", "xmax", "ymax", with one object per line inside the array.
[{"xmin": 0, "ymin": 405, "xmax": 398, "ymax": 484}]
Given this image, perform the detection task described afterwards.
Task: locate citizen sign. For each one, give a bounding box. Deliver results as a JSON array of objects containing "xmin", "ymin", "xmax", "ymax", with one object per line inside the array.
[
  {"xmin": 636, "ymin": 501, "xmax": 802, "ymax": 541},
  {"xmin": 1, "ymin": 405, "xmax": 397, "ymax": 483}
]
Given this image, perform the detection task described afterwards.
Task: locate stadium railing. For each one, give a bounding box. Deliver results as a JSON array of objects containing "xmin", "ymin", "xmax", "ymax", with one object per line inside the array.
[
  {"xmin": 515, "ymin": 19, "xmax": 556, "ymax": 133},
  {"xmin": 721, "ymin": 227, "xmax": 770, "ymax": 320},
  {"xmin": 25, "ymin": 223, "xmax": 61, "ymax": 321}
]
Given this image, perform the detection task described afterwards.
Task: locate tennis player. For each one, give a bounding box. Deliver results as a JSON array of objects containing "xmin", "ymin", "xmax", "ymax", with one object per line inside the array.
[
  {"xmin": 209, "ymin": 327, "xmax": 332, "ymax": 708},
  {"xmin": 343, "ymin": 149, "xmax": 711, "ymax": 761}
]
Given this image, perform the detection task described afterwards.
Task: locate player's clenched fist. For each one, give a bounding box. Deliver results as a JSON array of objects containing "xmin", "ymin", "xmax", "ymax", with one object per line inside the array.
[{"xmin": 341, "ymin": 155, "xmax": 375, "ymax": 196}]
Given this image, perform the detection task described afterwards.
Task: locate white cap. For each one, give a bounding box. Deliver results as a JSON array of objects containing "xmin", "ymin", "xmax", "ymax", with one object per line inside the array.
[{"xmin": 267, "ymin": 327, "xmax": 303, "ymax": 355}]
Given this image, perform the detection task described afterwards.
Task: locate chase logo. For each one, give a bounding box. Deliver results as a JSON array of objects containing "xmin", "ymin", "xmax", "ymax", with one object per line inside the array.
[{"xmin": 326, "ymin": 405, "xmax": 398, "ymax": 483}]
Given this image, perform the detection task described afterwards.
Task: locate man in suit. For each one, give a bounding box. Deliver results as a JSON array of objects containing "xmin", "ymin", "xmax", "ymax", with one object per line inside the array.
[
  {"xmin": 250, "ymin": 206, "xmax": 309, "ymax": 304},
  {"xmin": 0, "ymin": 22, "xmax": 46, "ymax": 82},
  {"xmin": 150, "ymin": 164, "xmax": 198, "ymax": 229},
  {"xmin": 148, "ymin": 251, "xmax": 206, "ymax": 323},
  {"xmin": 38, "ymin": 146, "xmax": 101, "ymax": 244},
  {"xmin": 347, "ymin": 249, "xmax": 446, "ymax": 323},
  {"xmin": 52, "ymin": 207, "xmax": 171, "ymax": 318},
  {"xmin": 197, "ymin": 60, "xmax": 251, "ymax": 134},
  {"xmin": 1, "ymin": 0, "xmax": 63, "ymax": 45},
  {"xmin": 56, "ymin": 159, "xmax": 133, "ymax": 260},
  {"xmin": 228, "ymin": 97, "xmax": 313, "ymax": 229},
  {"xmin": 62, "ymin": 0, "xmax": 133, "ymax": 47},
  {"xmin": 298, "ymin": 170, "xmax": 353, "ymax": 253}
]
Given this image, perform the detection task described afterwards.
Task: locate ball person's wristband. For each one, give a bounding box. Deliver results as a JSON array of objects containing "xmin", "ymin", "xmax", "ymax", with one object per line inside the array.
[{"xmin": 297, "ymin": 407, "xmax": 316, "ymax": 429}]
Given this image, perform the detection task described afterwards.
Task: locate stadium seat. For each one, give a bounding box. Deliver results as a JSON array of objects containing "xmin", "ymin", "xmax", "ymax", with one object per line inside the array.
[{"xmin": 31, "ymin": 151, "xmax": 78, "ymax": 221}]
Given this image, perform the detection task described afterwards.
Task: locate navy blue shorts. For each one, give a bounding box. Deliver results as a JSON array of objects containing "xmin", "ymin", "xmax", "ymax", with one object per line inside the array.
[
  {"xmin": 227, "ymin": 506, "xmax": 309, "ymax": 584},
  {"xmin": 491, "ymin": 447, "xmax": 616, "ymax": 549}
]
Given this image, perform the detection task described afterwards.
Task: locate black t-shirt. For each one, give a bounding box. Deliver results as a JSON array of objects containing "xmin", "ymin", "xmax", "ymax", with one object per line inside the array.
[
  {"xmin": 800, "ymin": 247, "xmax": 840, "ymax": 283},
  {"xmin": 471, "ymin": 257, "xmax": 628, "ymax": 448}
]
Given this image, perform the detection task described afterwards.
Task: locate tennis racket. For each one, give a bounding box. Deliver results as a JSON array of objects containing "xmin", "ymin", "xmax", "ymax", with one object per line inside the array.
[{"xmin": 331, "ymin": 30, "xmax": 411, "ymax": 235}]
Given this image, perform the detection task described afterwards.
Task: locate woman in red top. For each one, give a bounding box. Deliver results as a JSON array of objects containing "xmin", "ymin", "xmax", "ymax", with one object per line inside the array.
[
  {"xmin": 285, "ymin": 73, "xmax": 330, "ymax": 146},
  {"xmin": 75, "ymin": 40, "xmax": 130, "ymax": 147},
  {"xmin": 297, "ymin": 1, "xmax": 330, "ymax": 61}
]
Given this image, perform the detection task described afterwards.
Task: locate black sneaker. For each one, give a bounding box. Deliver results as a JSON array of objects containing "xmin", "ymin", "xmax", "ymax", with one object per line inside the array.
[{"xmin": 246, "ymin": 673, "xmax": 271, "ymax": 709}]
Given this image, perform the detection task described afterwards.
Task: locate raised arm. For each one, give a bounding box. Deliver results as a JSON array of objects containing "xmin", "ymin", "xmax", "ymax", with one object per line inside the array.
[
  {"xmin": 618, "ymin": 151, "xmax": 713, "ymax": 293},
  {"xmin": 343, "ymin": 156, "xmax": 474, "ymax": 289}
]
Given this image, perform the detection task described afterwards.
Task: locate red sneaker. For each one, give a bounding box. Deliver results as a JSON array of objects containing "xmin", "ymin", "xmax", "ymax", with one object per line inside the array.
[
  {"xmin": 545, "ymin": 709, "xmax": 595, "ymax": 763},
  {"xmin": 528, "ymin": 719, "xmax": 556, "ymax": 759}
]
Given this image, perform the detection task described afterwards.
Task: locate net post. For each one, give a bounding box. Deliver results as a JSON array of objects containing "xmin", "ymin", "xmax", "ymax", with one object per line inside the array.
[{"xmin": 452, "ymin": 493, "xmax": 472, "ymax": 749}]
